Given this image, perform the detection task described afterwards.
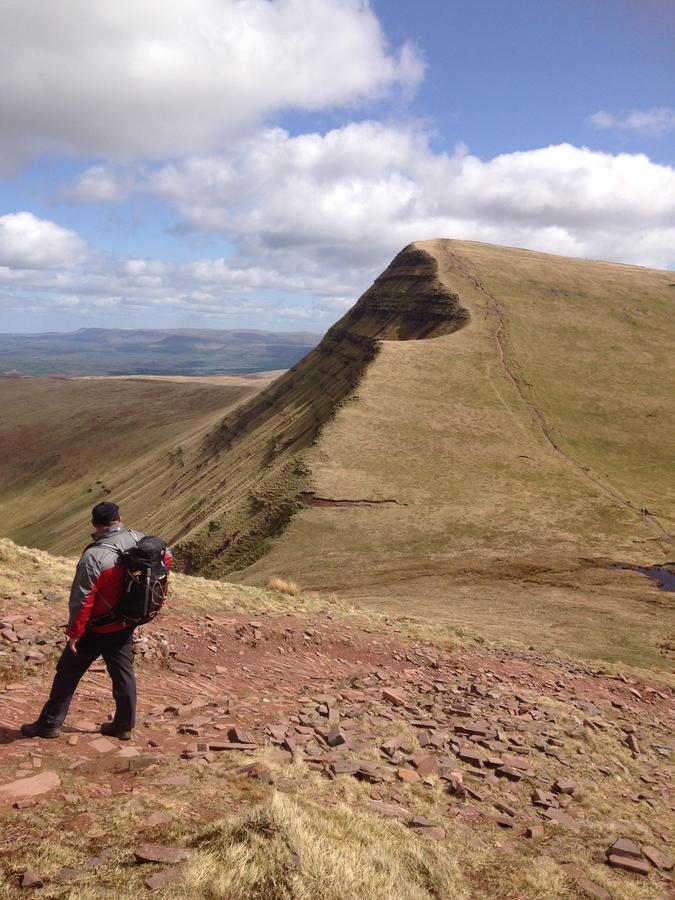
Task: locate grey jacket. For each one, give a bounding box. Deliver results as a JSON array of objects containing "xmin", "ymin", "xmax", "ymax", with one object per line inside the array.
[{"xmin": 66, "ymin": 524, "xmax": 144, "ymax": 639}]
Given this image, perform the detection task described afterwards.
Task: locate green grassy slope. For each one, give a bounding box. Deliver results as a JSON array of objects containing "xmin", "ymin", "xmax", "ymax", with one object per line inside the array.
[
  {"xmin": 242, "ymin": 241, "xmax": 673, "ymax": 571},
  {"xmin": 232, "ymin": 241, "xmax": 674, "ymax": 668}
]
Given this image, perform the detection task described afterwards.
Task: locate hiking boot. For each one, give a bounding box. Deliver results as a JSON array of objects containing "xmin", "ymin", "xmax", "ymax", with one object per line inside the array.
[
  {"xmin": 100, "ymin": 722, "xmax": 132, "ymax": 741},
  {"xmin": 21, "ymin": 721, "xmax": 61, "ymax": 739}
]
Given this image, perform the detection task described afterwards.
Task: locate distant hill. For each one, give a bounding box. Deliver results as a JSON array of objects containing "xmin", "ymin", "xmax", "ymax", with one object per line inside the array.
[{"xmin": 0, "ymin": 327, "xmax": 320, "ymax": 376}]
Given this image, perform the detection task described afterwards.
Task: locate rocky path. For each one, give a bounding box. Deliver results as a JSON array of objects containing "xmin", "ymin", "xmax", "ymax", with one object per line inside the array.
[{"xmin": 0, "ymin": 597, "xmax": 673, "ymax": 897}]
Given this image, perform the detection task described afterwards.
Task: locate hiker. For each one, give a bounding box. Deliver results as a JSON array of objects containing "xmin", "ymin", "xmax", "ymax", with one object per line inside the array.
[{"xmin": 21, "ymin": 502, "xmax": 170, "ymax": 741}]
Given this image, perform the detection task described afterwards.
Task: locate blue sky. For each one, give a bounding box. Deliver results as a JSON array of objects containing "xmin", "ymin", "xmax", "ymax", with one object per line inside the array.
[{"xmin": 0, "ymin": 0, "xmax": 673, "ymax": 333}]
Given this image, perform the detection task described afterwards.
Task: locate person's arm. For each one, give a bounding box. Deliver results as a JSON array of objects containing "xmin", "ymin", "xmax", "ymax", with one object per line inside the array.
[{"xmin": 65, "ymin": 552, "xmax": 102, "ymax": 650}]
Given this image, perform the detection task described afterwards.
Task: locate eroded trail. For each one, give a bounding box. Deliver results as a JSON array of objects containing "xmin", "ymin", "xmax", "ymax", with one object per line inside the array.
[
  {"xmin": 443, "ymin": 251, "xmax": 674, "ymax": 550},
  {"xmin": 0, "ymin": 595, "xmax": 673, "ymax": 897}
]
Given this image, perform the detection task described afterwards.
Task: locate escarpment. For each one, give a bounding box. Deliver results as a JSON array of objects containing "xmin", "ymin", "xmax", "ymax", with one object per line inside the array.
[{"xmin": 176, "ymin": 244, "xmax": 470, "ymax": 575}]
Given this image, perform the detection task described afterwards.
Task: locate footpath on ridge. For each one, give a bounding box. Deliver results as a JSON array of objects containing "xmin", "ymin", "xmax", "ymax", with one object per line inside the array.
[{"xmin": 0, "ymin": 583, "xmax": 672, "ymax": 897}]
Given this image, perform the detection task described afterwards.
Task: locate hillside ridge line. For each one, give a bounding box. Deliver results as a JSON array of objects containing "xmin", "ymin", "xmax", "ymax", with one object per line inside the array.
[{"xmin": 443, "ymin": 248, "xmax": 673, "ymax": 550}]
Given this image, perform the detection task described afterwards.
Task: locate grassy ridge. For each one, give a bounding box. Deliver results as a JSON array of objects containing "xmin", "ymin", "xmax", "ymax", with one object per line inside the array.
[
  {"xmin": 236, "ymin": 241, "xmax": 675, "ymax": 669},
  {"xmin": 1, "ymin": 241, "xmax": 673, "ymax": 670}
]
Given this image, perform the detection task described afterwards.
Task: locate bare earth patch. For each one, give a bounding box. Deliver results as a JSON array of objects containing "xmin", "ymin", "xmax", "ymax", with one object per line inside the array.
[{"xmin": 0, "ymin": 541, "xmax": 672, "ymax": 898}]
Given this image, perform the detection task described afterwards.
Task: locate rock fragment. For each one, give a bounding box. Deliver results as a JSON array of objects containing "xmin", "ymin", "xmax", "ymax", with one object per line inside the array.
[
  {"xmin": 326, "ymin": 725, "xmax": 347, "ymax": 747},
  {"xmin": 607, "ymin": 856, "xmax": 649, "ymax": 876},
  {"xmin": 88, "ymin": 737, "xmax": 117, "ymax": 754},
  {"xmin": 607, "ymin": 838, "xmax": 642, "ymax": 860},
  {"xmin": 642, "ymin": 845, "xmax": 673, "ymax": 871},
  {"xmin": 0, "ymin": 771, "xmax": 60, "ymax": 803},
  {"xmin": 227, "ymin": 726, "xmax": 256, "ymax": 745},
  {"xmin": 145, "ymin": 868, "xmax": 183, "ymax": 891},
  {"xmin": 561, "ymin": 864, "xmax": 610, "ymax": 899},
  {"xmin": 382, "ymin": 689, "xmax": 406, "ymax": 706},
  {"xmin": 133, "ymin": 844, "xmax": 188, "ymax": 865}
]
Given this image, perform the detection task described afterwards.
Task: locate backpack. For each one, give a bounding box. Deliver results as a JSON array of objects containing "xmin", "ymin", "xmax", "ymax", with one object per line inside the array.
[{"xmin": 90, "ymin": 535, "xmax": 170, "ymax": 628}]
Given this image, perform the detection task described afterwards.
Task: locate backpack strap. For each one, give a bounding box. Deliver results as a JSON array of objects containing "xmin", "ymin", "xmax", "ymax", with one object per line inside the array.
[{"xmin": 86, "ymin": 533, "xmax": 140, "ymax": 628}]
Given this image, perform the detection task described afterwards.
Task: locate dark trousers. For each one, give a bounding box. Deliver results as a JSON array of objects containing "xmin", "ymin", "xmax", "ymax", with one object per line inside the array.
[{"xmin": 39, "ymin": 627, "xmax": 136, "ymax": 731}]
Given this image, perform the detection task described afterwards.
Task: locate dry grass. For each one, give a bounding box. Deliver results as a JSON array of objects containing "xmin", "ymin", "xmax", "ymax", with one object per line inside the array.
[
  {"xmin": 183, "ymin": 790, "xmax": 563, "ymax": 900},
  {"xmin": 0, "ymin": 736, "xmax": 665, "ymax": 900},
  {"xmin": 267, "ymin": 577, "xmax": 302, "ymax": 597},
  {"xmin": 0, "ymin": 538, "xmax": 460, "ymax": 659}
]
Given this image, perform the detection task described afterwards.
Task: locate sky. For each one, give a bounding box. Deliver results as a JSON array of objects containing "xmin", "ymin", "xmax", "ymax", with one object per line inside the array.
[{"xmin": 0, "ymin": 0, "xmax": 674, "ymax": 334}]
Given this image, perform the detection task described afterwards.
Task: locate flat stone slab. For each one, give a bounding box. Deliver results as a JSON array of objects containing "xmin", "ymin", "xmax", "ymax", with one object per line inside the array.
[
  {"xmin": 562, "ymin": 864, "xmax": 610, "ymax": 900},
  {"xmin": 364, "ymin": 799, "xmax": 411, "ymax": 822},
  {"xmin": 89, "ymin": 737, "xmax": 118, "ymax": 754},
  {"xmin": 642, "ymin": 846, "xmax": 673, "ymax": 871},
  {"xmin": 68, "ymin": 720, "xmax": 99, "ymax": 733},
  {"xmin": 382, "ymin": 689, "xmax": 406, "ymax": 706},
  {"xmin": 145, "ymin": 867, "xmax": 183, "ymax": 891},
  {"xmin": 607, "ymin": 855, "xmax": 649, "ymax": 876},
  {"xmin": 0, "ymin": 771, "xmax": 60, "ymax": 803},
  {"xmin": 134, "ymin": 844, "xmax": 188, "ymax": 865},
  {"xmin": 228, "ymin": 726, "xmax": 256, "ymax": 745},
  {"xmin": 608, "ymin": 838, "xmax": 642, "ymax": 860},
  {"xmin": 21, "ymin": 872, "xmax": 44, "ymax": 889}
]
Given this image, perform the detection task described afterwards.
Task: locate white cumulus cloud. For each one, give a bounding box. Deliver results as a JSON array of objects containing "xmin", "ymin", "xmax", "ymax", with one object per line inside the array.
[
  {"xmin": 3, "ymin": 126, "xmax": 675, "ymax": 328},
  {"xmin": 0, "ymin": 0, "xmax": 423, "ymax": 170},
  {"xmin": 146, "ymin": 124, "xmax": 675, "ymax": 271},
  {"xmin": 0, "ymin": 212, "xmax": 87, "ymax": 269}
]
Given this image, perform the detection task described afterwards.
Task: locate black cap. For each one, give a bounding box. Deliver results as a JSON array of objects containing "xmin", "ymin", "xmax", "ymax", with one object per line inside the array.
[{"xmin": 91, "ymin": 502, "xmax": 120, "ymax": 525}]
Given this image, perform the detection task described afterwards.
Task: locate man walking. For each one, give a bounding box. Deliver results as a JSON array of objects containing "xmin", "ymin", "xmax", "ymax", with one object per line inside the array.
[{"xmin": 22, "ymin": 502, "xmax": 146, "ymax": 741}]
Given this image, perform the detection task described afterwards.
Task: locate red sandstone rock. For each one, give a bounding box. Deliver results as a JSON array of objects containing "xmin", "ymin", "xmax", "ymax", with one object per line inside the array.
[
  {"xmin": 227, "ymin": 726, "xmax": 256, "ymax": 745},
  {"xmin": 0, "ymin": 771, "xmax": 60, "ymax": 803},
  {"xmin": 552, "ymin": 778, "xmax": 575, "ymax": 795},
  {"xmin": 382, "ymin": 689, "xmax": 406, "ymax": 706},
  {"xmin": 411, "ymin": 752, "xmax": 439, "ymax": 776},
  {"xmin": 20, "ymin": 871, "xmax": 43, "ymax": 889},
  {"xmin": 145, "ymin": 868, "xmax": 183, "ymax": 891},
  {"xmin": 532, "ymin": 789, "xmax": 557, "ymax": 808},
  {"xmin": 608, "ymin": 838, "xmax": 642, "ymax": 860},
  {"xmin": 607, "ymin": 855, "xmax": 649, "ymax": 876},
  {"xmin": 561, "ymin": 864, "xmax": 610, "ymax": 899},
  {"xmin": 642, "ymin": 845, "xmax": 673, "ymax": 871},
  {"xmin": 381, "ymin": 734, "xmax": 406, "ymax": 757},
  {"xmin": 134, "ymin": 844, "xmax": 188, "ymax": 865},
  {"xmin": 326, "ymin": 725, "xmax": 347, "ymax": 747}
]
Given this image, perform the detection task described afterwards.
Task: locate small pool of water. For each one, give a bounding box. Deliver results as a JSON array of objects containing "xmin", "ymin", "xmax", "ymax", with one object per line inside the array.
[{"xmin": 609, "ymin": 563, "xmax": 675, "ymax": 592}]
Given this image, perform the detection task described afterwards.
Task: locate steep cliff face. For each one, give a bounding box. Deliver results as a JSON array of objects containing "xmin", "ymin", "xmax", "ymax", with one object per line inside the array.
[{"xmin": 177, "ymin": 244, "xmax": 469, "ymax": 574}]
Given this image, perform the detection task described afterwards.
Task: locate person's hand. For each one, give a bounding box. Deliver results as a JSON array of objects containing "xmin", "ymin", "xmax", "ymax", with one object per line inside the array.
[{"xmin": 68, "ymin": 638, "xmax": 79, "ymax": 655}]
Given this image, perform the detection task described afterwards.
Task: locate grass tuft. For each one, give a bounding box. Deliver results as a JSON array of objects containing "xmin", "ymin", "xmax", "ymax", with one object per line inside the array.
[
  {"xmin": 267, "ymin": 577, "xmax": 301, "ymax": 597},
  {"xmin": 184, "ymin": 791, "xmax": 467, "ymax": 900}
]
